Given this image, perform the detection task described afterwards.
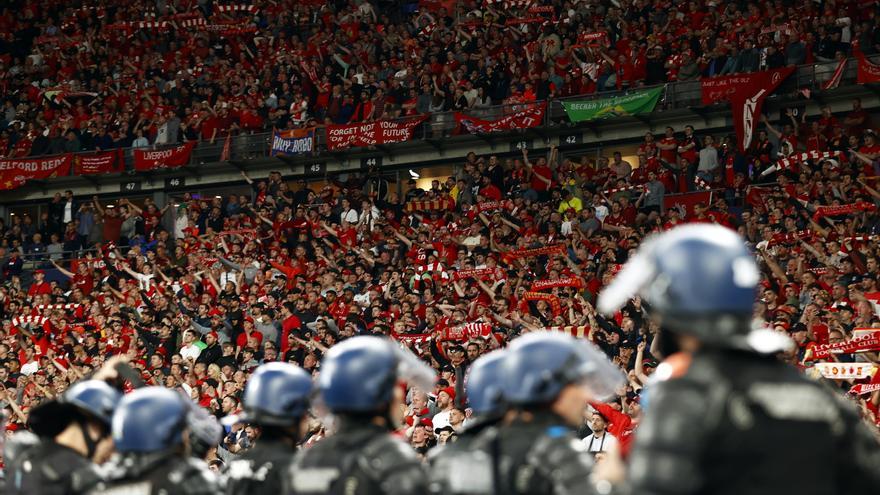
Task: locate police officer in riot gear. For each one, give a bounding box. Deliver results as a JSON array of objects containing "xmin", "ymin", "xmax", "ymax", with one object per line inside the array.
[
  {"xmin": 5, "ymin": 380, "xmax": 121, "ymax": 495},
  {"xmin": 87, "ymin": 387, "xmax": 219, "ymax": 495},
  {"xmin": 286, "ymin": 336, "xmax": 435, "ymax": 495},
  {"xmin": 225, "ymin": 362, "xmax": 312, "ymax": 494},
  {"xmin": 187, "ymin": 399, "xmax": 224, "ymax": 461},
  {"xmin": 427, "ymin": 349, "xmax": 509, "ymax": 495},
  {"xmin": 597, "ymin": 224, "xmax": 880, "ymax": 495},
  {"xmin": 487, "ymin": 332, "xmax": 625, "ymax": 495}
]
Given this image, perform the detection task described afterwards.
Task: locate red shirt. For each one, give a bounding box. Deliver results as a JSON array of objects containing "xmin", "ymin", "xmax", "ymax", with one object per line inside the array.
[
  {"xmin": 479, "ymin": 184, "xmax": 502, "ymax": 201},
  {"xmin": 72, "ymin": 273, "xmax": 94, "ymax": 295},
  {"xmin": 28, "ymin": 281, "xmax": 52, "ymax": 297},
  {"xmin": 660, "ymin": 136, "xmax": 678, "ymax": 163},
  {"xmin": 235, "ymin": 330, "xmax": 264, "ymax": 349},
  {"xmin": 530, "ymin": 165, "xmax": 552, "ymax": 192}
]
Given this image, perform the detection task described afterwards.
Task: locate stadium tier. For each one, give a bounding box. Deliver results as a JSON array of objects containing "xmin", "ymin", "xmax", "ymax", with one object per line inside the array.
[{"xmin": 0, "ymin": 1, "xmax": 879, "ymax": 494}]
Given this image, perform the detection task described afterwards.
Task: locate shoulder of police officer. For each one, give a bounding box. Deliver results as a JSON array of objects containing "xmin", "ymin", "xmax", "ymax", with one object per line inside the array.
[
  {"xmin": 225, "ymin": 442, "xmax": 293, "ymax": 488},
  {"xmin": 90, "ymin": 455, "xmax": 219, "ymax": 495},
  {"xmin": 7, "ymin": 436, "xmax": 94, "ymax": 482},
  {"xmin": 290, "ymin": 428, "xmax": 425, "ymax": 494}
]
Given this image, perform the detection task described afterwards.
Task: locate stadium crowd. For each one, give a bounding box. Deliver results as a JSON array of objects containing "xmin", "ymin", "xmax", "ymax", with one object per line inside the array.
[
  {"xmin": 0, "ymin": 93, "xmax": 879, "ymax": 467},
  {"xmin": 0, "ymin": 0, "xmax": 878, "ymax": 155},
  {"xmin": 0, "ymin": 0, "xmax": 879, "ymax": 479}
]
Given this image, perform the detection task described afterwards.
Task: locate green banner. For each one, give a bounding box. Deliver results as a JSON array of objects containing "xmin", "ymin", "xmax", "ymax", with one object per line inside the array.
[{"xmin": 562, "ymin": 87, "xmax": 663, "ymax": 122}]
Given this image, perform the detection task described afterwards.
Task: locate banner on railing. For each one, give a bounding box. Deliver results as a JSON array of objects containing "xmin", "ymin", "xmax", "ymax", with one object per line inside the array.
[
  {"xmin": 0, "ymin": 154, "xmax": 72, "ymax": 190},
  {"xmin": 856, "ymin": 54, "xmax": 880, "ymax": 84},
  {"xmin": 74, "ymin": 149, "xmax": 124, "ymax": 175},
  {"xmin": 455, "ymin": 102, "xmax": 546, "ymax": 133},
  {"xmin": 325, "ymin": 116, "xmax": 428, "ymax": 150},
  {"xmin": 270, "ymin": 128, "xmax": 315, "ymax": 156},
  {"xmin": 700, "ymin": 67, "xmax": 793, "ymax": 107},
  {"xmin": 663, "ymin": 190, "xmax": 712, "ymax": 218},
  {"xmin": 133, "ymin": 142, "xmax": 196, "ymax": 171},
  {"xmin": 562, "ymin": 87, "xmax": 663, "ymax": 122}
]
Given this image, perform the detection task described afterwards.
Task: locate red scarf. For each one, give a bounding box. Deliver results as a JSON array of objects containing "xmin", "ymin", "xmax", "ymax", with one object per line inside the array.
[
  {"xmin": 812, "ymin": 201, "xmax": 877, "ymax": 221},
  {"xmin": 531, "ymin": 277, "xmax": 585, "ymax": 291},
  {"xmin": 523, "ymin": 292, "xmax": 562, "ymax": 316}
]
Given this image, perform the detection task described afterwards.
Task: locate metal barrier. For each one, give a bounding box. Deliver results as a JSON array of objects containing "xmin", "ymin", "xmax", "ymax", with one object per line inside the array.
[{"xmin": 11, "ymin": 55, "xmax": 880, "ymax": 182}]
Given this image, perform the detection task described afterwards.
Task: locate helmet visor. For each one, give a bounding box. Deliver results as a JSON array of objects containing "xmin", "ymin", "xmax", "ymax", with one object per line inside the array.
[
  {"xmin": 392, "ymin": 341, "xmax": 437, "ymax": 393},
  {"xmin": 569, "ymin": 340, "xmax": 627, "ymax": 402}
]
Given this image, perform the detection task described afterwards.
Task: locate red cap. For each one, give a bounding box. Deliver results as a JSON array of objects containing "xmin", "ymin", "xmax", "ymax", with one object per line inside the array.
[
  {"xmin": 208, "ymin": 308, "xmax": 223, "ymax": 317},
  {"xmin": 34, "ymin": 269, "xmax": 45, "ymax": 275},
  {"xmin": 441, "ymin": 386, "xmax": 456, "ymax": 401}
]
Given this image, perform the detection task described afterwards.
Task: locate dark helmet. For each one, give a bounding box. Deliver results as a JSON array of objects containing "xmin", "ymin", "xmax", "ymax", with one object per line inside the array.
[
  {"xmin": 501, "ymin": 333, "xmax": 624, "ymax": 406},
  {"xmin": 231, "ymin": 362, "xmax": 312, "ymax": 427},
  {"xmin": 188, "ymin": 402, "xmax": 223, "ymax": 459},
  {"xmin": 318, "ymin": 336, "xmax": 435, "ymax": 414},
  {"xmin": 464, "ymin": 349, "xmax": 507, "ymax": 417},
  {"xmin": 112, "ymin": 387, "xmax": 189, "ymax": 453},
  {"xmin": 28, "ymin": 380, "xmax": 122, "ymax": 437},
  {"xmin": 598, "ymin": 224, "xmax": 772, "ymax": 350}
]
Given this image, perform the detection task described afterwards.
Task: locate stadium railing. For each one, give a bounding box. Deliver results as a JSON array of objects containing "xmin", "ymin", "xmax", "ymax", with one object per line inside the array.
[{"xmin": 6, "ymin": 56, "xmax": 875, "ymax": 181}]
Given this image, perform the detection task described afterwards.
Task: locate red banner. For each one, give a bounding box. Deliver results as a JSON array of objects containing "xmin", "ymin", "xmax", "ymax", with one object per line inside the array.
[
  {"xmin": 730, "ymin": 67, "xmax": 795, "ymax": 153},
  {"xmin": 133, "ymin": 142, "xmax": 195, "ymax": 171},
  {"xmin": 325, "ymin": 116, "xmax": 427, "ymax": 151},
  {"xmin": 0, "ymin": 154, "xmax": 72, "ymax": 190},
  {"xmin": 857, "ymin": 54, "xmax": 880, "ymax": 84},
  {"xmin": 455, "ymin": 102, "xmax": 546, "ymax": 134},
  {"xmin": 74, "ymin": 149, "xmax": 123, "ymax": 175},
  {"xmin": 729, "ymin": 67, "xmax": 795, "ymax": 152},
  {"xmin": 701, "ymin": 73, "xmax": 756, "ymax": 105},
  {"xmin": 663, "ymin": 191, "xmax": 712, "ymax": 218}
]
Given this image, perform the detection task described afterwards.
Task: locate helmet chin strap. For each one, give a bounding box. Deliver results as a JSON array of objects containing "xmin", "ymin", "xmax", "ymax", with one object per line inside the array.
[{"xmin": 76, "ymin": 417, "xmax": 105, "ymax": 461}]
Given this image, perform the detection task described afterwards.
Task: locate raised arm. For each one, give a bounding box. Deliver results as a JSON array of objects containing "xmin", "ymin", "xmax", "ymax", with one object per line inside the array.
[{"xmin": 49, "ymin": 259, "xmax": 75, "ymax": 278}]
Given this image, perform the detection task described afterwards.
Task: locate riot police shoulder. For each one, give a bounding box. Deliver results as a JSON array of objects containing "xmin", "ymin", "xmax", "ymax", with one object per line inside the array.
[
  {"xmin": 525, "ymin": 426, "xmax": 596, "ymax": 494},
  {"xmin": 357, "ymin": 433, "xmax": 426, "ymax": 492},
  {"xmin": 3, "ymin": 431, "xmax": 40, "ymax": 466},
  {"xmin": 168, "ymin": 456, "xmax": 221, "ymax": 495},
  {"xmin": 427, "ymin": 426, "xmax": 499, "ymax": 495}
]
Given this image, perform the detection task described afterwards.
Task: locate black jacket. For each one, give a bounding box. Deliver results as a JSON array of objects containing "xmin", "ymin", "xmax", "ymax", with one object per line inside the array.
[
  {"xmin": 4, "ymin": 434, "xmax": 98, "ymax": 495},
  {"xmin": 628, "ymin": 349, "xmax": 880, "ymax": 495},
  {"xmin": 287, "ymin": 421, "xmax": 427, "ymax": 495},
  {"xmin": 226, "ymin": 438, "xmax": 294, "ymax": 495},
  {"xmin": 87, "ymin": 452, "xmax": 218, "ymax": 495},
  {"xmin": 489, "ymin": 411, "xmax": 596, "ymax": 495}
]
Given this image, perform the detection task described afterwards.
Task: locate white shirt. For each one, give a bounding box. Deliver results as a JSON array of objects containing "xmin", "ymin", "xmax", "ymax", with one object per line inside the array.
[
  {"xmin": 582, "ymin": 431, "xmax": 618, "ymax": 453},
  {"xmin": 155, "ymin": 122, "xmax": 170, "ymax": 145},
  {"xmin": 341, "ymin": 208, "xmax": 359, "ymax": 224},
  {"xmin": 132, "ymin": 272, "xmax": 154, "ymax": 291},
  {"xmin": 431, "ymin": 410, "xmax": 452, "ymax": 431},
  {"xmin": 180, "ymin": 343, "xmax": 202, "ymax": 361},
  {"xmin": 175, "ymin": 215, "xmax": 189, "ymax": 239},
  {"xmin": 63, "ymin": 200, "xmax": 74, "ymax": 223}
]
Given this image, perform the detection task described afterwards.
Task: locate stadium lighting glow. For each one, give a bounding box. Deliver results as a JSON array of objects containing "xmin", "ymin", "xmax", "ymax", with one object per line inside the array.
[{"xmin": 409, "ymin": 169, "xmax": 420, "ymax": 179}]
